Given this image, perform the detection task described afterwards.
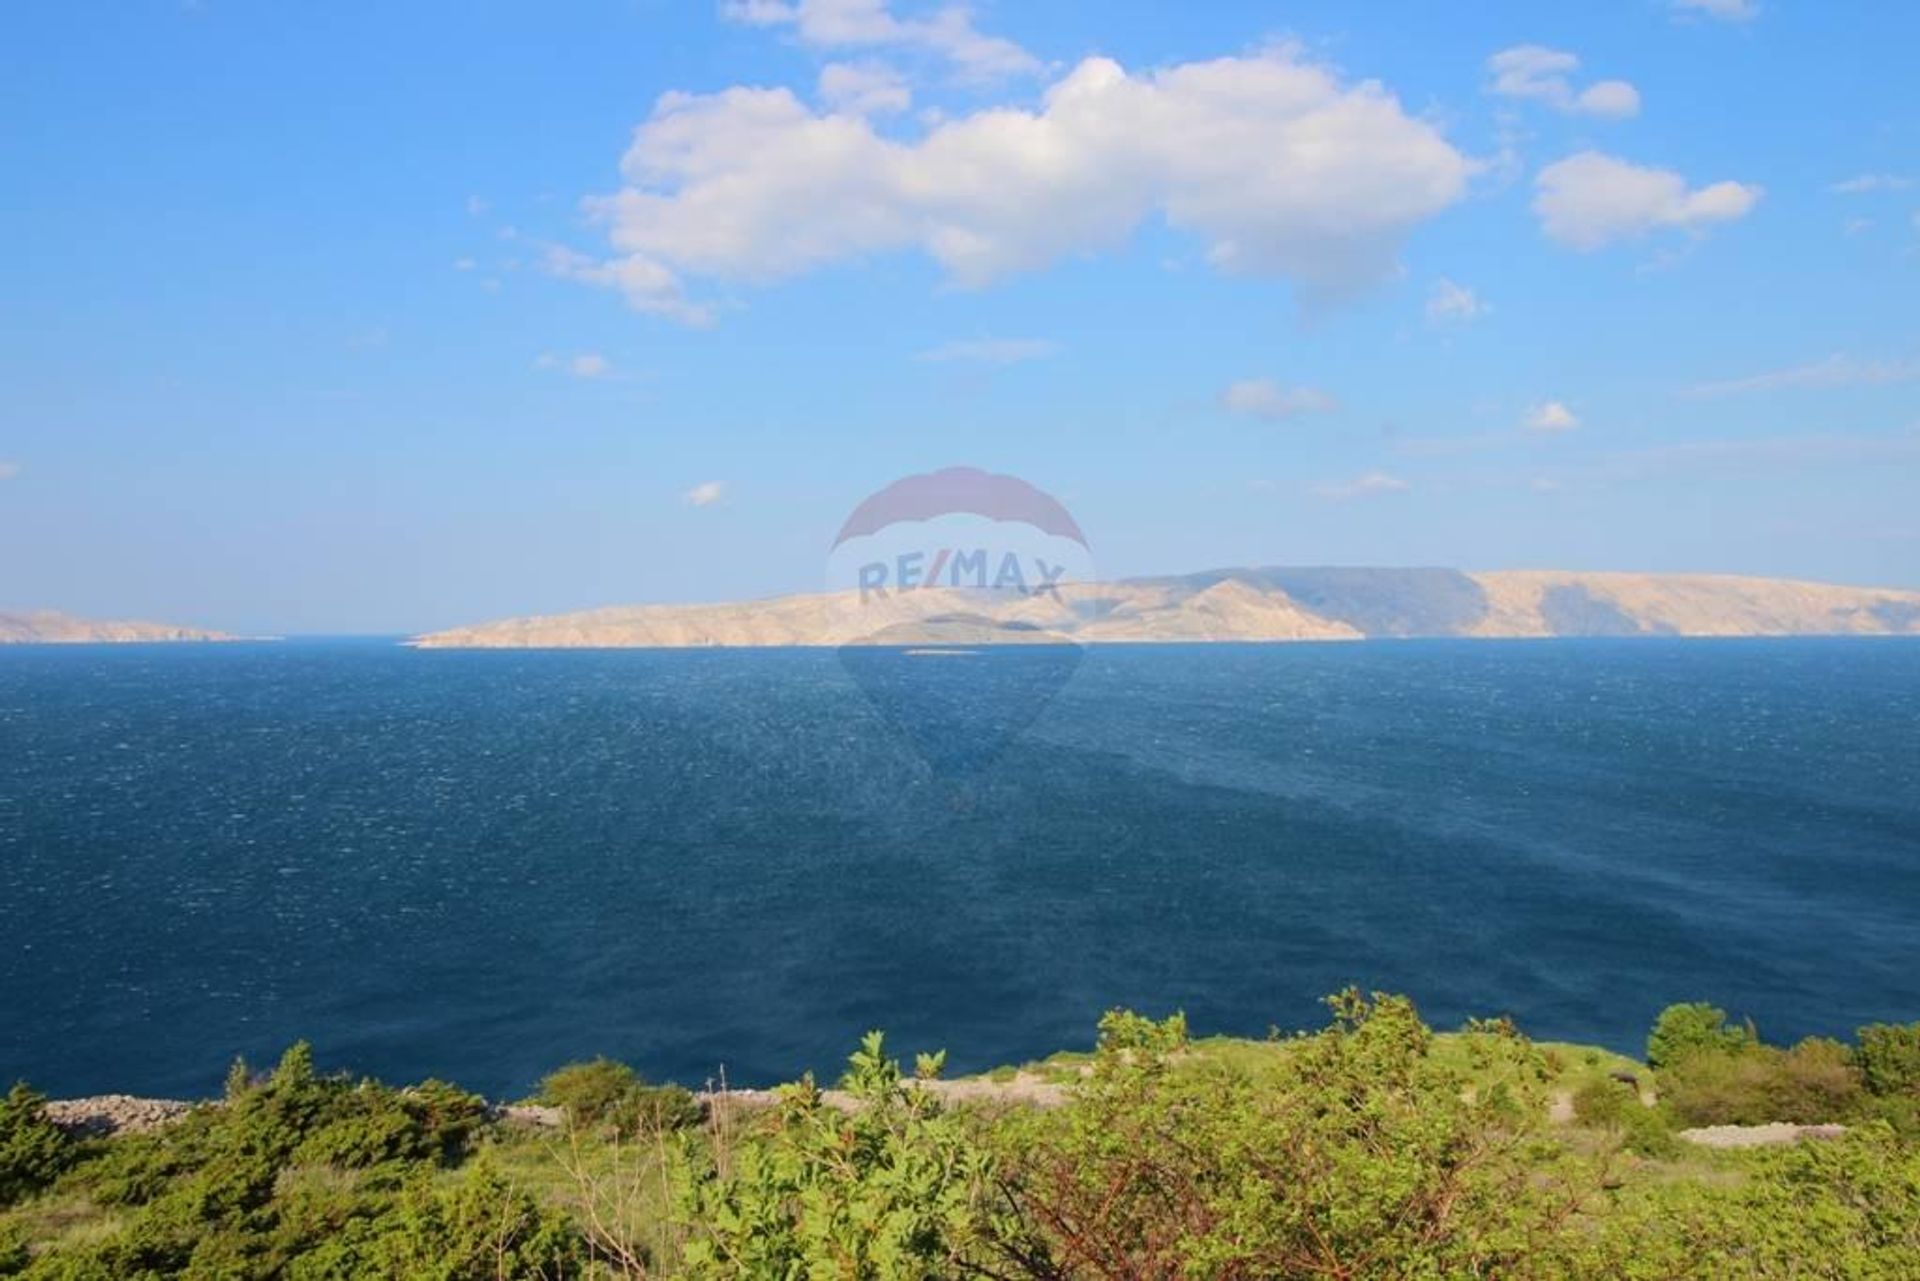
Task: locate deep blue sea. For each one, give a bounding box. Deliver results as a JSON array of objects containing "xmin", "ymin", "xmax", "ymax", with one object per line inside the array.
[{"xmin": 3, "ymin": 639, "xmax": 1919, "ymax": 1100}]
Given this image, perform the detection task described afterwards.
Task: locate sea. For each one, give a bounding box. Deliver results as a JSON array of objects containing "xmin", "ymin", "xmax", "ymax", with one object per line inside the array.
[{"xmin": 3, "ymin": 637, "xmax": 1918, "ymax": 1100}]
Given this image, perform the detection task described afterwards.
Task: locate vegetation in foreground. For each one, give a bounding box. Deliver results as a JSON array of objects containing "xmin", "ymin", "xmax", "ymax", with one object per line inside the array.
[{"xmin": 3, "ymin": 994, "xmax": 1919, "ymax": 1278}]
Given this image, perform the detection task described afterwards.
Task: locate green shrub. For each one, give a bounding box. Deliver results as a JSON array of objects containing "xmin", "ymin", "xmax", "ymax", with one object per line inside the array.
[
  {"xmin": 1576, "ymin": 1124, "xmax": 1920, "ymax": 1277},
  {"xmin": 1646, "ymin": 1002, "xmax": 1754, "ymax": 1069},
  {"xmin": 539, "ymin": 1058, "xmax": 700, "ymax": 1135},
  {"xmin": 293, "ymin": 1078, "xmax": 488, "ymax": 1169},
  {"xmin": 1780, "ymin": 1036, "xmax": 1864, "ymax": 1115},
  {"xmin": 283, "ymin": 1157, "xmax": 583, "ymax": 1280},
  {"xmin": 1855, "ymin": 1092, "xmax": 1920, "ymax": 1139},
  {"xmin": 539, "ymin": 1058, "xmax": 634, "ymax": 1128},
  {"xmin": 1571, "ymin": 1076, "xmax": 1633, "ymax": 1127},
  {"xmin": 992, "ymin": 990, "xmax": 1586, "ymax": 1277},
  {"xmin": 631, "ymin": 1083, "xmax": 702, "ymax": 1134},
  {"xmin": 670, "ymin": 1031, "xmax": 995, "ymax": 1278},
  {"xmin": 1659, "ymin": 1038, "xmax": 1863, "ymax": 1127},
  {"xmin": 1856, "ymin": 1021, "xmax": 1920, "ymax": 1097},
  {"xmin": 223, "ymin": 1055, "xmax": 254, "ymax": 1101},
  {"xmin": 20, "ymin": 1043, "xmax": 522, "ymax": 1278},
  {"xmin": 1094, "ymin": 1008, "xmax": 1189, "ymax": 1054},
  {"xmin": 0, "ymin": 1084, "xmax": 73, "ymax": 1209},
  {"xmin": 1615, "ymin": 1101, "xmax": 1683, "ymax": 1159},
  {"xmin": 1571, "ymin": 1079, "xmax": 1681, "ymax": 1159},
  {"xmin": 0, "ymin": 1220, "xmax": 29, "ymax": 1275}
]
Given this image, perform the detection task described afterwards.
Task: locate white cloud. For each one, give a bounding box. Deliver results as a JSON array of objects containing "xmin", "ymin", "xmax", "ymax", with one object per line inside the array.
[
  {"xmin": 1426, "ymin": 277, "xmax": 1488, "ymax": 324},
  {"xmin": 722, "ymin": 0, "xmax": 1038, "ymax": 81},
  {"xmin": 1526, "ymin": 401, "xmax": 1580, "ymax": 433},
  {"xmin": 1485, "ymin": 46, "xmax": 1640, "ymax": 119},
  {"xmin": 1575, "ymin": 80, "xmax": 1641, "ymax": 119},
  {"xmin": 1671, "ymin": 0, "xmax": 1759, "ymax": 21},
  {"xmin": 1487, "ymin": 45, "xmax": 1574, "ymax": 101},
  {"xmin": 1683, "ymin": 353, "xmax": 1920, "ymax": 398},
  {"xmin": 1533, "ymin": 151, "xmax": 1761, "ymax": 250},
  {"xmin": 818, "ymin": 60, "xmax": 911, "ymax": 114},
  {"xmin": 452, "ymin": 257, "xmax": 478, "ymax": 271},
  {"xmin": 1831, "ymin": 174, "xmax": 1913, "ymax": 195},
  {"xmin": 535, "ymin": 351, "xmax": 614, "ymax": 378},
  {"xmin": 916, "ymin": 336, "xmax": 1057, "ymax": 363},
  {"xmin": 543, "ymin": 244, "xmax": 715, "ymax": 326},
  {"xmin": 0, "ymin": 461, "xmax": 20, "ymax": 481},
  {"xmin": 1221, "ymin": 378, "xmax": 1338, "ymax": 420},
  {"xmin": 465, "ymin": 194, "xmax": 489, "ymax": 216},
  {"xmin": 559, "ymin": 47, "xmax": 1470, "ymax": 322},
  {"xmin": 1315, "ymin": 471, "xmax": 1409, "ymax": 501},
  {"xmin": 684, "ymin": 480, "xmax": 726, "ymax": 507}
]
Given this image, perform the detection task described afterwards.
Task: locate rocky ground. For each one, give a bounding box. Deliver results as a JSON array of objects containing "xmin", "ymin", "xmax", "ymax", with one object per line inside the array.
[
  {"xmin": 54, "ymin": 1079, "xmax": 1844, "ymax": 1148},
  {"xmin": 1676, "ymin": 1122, "xmax": 1849, "ymax": 1149},
  {"xmin": 42, "ymin": 1095, "xmax": 195, "ymax": 1137}
]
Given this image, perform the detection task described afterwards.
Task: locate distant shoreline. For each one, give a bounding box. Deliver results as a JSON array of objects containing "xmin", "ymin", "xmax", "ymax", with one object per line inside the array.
[
  {"xmin": 0, "ymin": 609, "xmax": 257, "ymax": 645},
  {"xmin": 408, "ymin": 567, "xmax": 1920, "ymax": 650}
]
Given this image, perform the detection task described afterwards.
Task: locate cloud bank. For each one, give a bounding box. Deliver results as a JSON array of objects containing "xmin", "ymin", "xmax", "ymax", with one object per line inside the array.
[{"xmin": 559, "ymin": 46, "xmax": 1471, "ymax": 321}]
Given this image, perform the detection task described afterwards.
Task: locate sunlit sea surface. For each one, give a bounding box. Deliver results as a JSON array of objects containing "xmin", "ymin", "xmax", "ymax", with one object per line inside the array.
[{"xmin": 3, "ymin": 638, "xmax": 1918, "ymax": 1098}]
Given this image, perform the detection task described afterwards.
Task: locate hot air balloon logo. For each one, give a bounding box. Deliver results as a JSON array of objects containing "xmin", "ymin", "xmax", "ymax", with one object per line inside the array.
[{"xmin": 824, "ymin": 467, "xmax": 1095, "ymax": 774}]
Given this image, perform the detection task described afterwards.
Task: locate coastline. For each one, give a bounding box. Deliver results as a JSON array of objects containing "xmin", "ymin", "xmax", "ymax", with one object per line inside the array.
[
  {"xmin": 9, "ymin": 1004, "xmax": 1910, "ymax": 1277},
  {"xmin": 29, "ymin": 1034, "xmax": 1850, "ymax": 1150}
]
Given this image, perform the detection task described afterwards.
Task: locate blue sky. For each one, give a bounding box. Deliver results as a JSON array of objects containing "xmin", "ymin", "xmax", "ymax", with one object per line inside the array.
[{"xmin": 2, "ymin": 0, "xmax": 1917, "ymax": 634}]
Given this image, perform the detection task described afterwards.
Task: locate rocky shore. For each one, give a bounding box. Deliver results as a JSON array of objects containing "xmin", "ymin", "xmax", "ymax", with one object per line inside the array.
[
  {"xmin": 45, "ymin": 1083, "xmax": 1842, "ymax": 1146},
  {"xmin": 42, "ymin": 1095, "xmax": 195, "ymax": 1137}
]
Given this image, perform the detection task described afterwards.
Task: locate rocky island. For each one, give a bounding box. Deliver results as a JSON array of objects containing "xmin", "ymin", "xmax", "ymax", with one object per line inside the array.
[
  {"xmin": 411, "ymin": 566, "xmax": 1920, "ymax": 648},
  {"xmin": 0, "ymin": 610, "xmax": 241, "ymax": 644}
]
